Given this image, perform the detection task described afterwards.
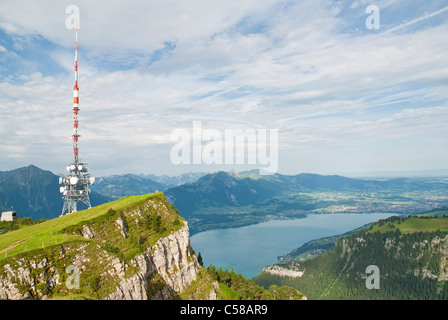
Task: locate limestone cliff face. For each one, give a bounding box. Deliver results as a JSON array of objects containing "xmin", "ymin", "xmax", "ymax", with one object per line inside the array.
[
  {"xmin": 106, "ymin": 223, "xmax": 217, "ymax": 300},
  {"xmin": 0, "ymin": 195, "xmax": 218, "ymax": 300}
]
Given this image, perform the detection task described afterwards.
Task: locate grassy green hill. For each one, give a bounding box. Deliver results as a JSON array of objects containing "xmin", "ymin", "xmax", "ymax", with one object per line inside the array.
[
  {"xmin": 368, "ymin": 215, "xmax": 448, "ymax": 234},
  {"xmin": 0, "ymin": 193, "xmax": 168, "ymax": 261},
  {"xmin": 418, "ymin": 208, "xmax": 448, "ymax": 218},
  {"xmin": 0, "ymin": 192, "xmax": 194, "ymax": 299}
]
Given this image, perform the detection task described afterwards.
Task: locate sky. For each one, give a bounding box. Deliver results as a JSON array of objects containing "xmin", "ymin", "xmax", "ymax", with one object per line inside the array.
[{"xmin": 0, "ymin": 0, "xmax": 447, "ymax": 177}]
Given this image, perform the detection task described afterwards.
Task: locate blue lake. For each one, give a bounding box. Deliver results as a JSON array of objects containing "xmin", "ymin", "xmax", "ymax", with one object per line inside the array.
[{"xmin": 190, "ymin": 213, "xmax": 396, "ymax": 278}]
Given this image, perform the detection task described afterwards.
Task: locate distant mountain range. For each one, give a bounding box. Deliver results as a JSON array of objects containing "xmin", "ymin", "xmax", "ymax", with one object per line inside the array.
[
  {"xmin": 165, "ymin": 170, "xmax": 448, "ymax": 233},
  {"xmin": 91, "ymin": 174, "xmax": 167, "ymax": 200},
  {"xmin": 1, "ymin": 165, "xmax": 448, "ymax": 229},
  {"xmin": 340, "ymin": 169, "xmax": 448, "ymax": 178},
  {"xmin": 0, "ymin": 166, "xmax": 207, "ymax": 220},
  {"xmin": 165, "ymin": 170, "xmax": 448, "ymax": 217},
  {"xmin": 165, "ymin": 171, "xmax": 288, "ymax": 215},
  {"xmin": 143, "ymin": 172, "xmax": 209, "ymax": 188},
  {"xmin": 91, "ymin": 172, "xmax": 208, "ymax": 200}
]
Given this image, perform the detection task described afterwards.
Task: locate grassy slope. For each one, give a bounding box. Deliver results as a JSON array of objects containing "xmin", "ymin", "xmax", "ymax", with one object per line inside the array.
[
  {"xmin": 418, "ymin": 209, "xmax": 448, "ymax": 217},
  {"xmin": 368, "ymin": 216, "xmax": 448, "ymax": 234},
  {"xmin": 0, "ymin": 192, "xmax": 201, "ymax": 299},
  {"xmin": 0, "ymin": 193, "xmax": 161, "ymax": 261}
]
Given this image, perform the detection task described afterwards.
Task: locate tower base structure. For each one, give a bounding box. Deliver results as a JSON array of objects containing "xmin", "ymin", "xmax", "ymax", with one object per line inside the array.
[{"xmin": 59, "ymin": 161, "xmax": 95, "ymax": 216}]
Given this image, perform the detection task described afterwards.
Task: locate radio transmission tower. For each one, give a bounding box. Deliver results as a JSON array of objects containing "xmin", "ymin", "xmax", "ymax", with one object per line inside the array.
[{"xmin": 59, "ymin": 25, "xmax": 95, "ymax": 215}]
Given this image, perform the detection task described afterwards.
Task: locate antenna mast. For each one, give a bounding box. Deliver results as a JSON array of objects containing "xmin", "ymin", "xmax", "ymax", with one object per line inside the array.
[
  {"xmin": 73, "ymin": 25, "xmax": 79, "ymax": 164},
  {"xmin": 59, "ymin": 25, "xmax": 95, "ymax": 215}
]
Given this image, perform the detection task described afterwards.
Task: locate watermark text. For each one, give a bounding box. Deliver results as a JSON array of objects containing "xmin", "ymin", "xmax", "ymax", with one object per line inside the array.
[{"xmin": 170, "ymin": 121, "xmax": 278, "ymax": 175}]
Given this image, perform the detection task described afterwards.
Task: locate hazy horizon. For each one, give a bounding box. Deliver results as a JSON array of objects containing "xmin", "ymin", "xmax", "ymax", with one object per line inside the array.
[{"xmin": 3, "ymin": 163, "xmax": 448, "ymax": 180}]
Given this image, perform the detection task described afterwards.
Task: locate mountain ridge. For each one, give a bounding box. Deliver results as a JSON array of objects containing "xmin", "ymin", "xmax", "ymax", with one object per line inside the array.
[{"xmin": 91, "ymin": 174, "xmax": 167, "ymax": 200}]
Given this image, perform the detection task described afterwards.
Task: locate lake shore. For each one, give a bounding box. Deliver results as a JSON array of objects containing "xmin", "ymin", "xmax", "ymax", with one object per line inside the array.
[{"xmin": 190, "ymin": 212, "xmax": 397, "ymax": 278}]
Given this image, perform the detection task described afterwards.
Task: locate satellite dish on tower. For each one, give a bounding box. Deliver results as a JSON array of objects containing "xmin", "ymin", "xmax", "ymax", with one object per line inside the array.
[{"xmin": 70, "ymin": 177, "xmax": 79, "ymax": 185}]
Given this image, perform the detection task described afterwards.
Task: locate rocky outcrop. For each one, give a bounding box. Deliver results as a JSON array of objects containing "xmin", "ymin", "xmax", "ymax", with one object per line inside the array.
[
  {"xmin": 106, "ymin": 223, "xmax": 208, "ymax": 300},
  {"xmin": 262, "ymin": 263, "xmax": 304, "ymax": 278},
  {"xmin": 115, "ymin": 216, "xmax": 129, "ymax": 239}
]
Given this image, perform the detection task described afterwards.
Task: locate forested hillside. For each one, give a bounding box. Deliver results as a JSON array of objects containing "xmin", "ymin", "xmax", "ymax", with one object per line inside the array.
[{"xmin": 254, "ymin": 216, "xmax": 448, "ymax": 299}]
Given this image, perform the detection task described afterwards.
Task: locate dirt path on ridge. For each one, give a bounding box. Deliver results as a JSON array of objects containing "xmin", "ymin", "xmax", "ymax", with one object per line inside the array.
[{"xmin": 0, "ymin": 238, "xmax": 29, "ymax": 254}]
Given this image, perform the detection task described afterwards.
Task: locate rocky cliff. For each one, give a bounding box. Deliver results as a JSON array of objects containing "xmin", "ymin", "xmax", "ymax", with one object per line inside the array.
[
  {"xmin": 106, "ymin": 223, "xmax": 217, "ymax": 300},
  {"xmin": 0, "ymin": 193, "xmax": 218, "ymax": 300}
]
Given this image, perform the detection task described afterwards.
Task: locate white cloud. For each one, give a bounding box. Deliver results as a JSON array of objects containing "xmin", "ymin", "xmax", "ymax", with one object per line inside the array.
[
  {"xmin": 0, "ymin": 0, "xmax": 447, "ymax": 175},
  {"xmin": 0, "ymin": 0, "xmax": 279, "ymax": 54}
]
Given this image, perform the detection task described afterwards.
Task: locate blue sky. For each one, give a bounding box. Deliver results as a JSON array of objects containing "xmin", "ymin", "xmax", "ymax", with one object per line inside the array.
[{"xmin": 0, "ymin": 0, "xmax": 447, "ymax": 177}]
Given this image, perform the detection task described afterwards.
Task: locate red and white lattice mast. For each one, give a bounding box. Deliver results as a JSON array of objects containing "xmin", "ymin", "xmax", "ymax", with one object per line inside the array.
[
  {"xmin": 73, "ymin": 25, "xmax": 80, "ymax": 163},
  {"xmin": 59, "ymin": 25, "xmax": 95, "ymax": 215}
]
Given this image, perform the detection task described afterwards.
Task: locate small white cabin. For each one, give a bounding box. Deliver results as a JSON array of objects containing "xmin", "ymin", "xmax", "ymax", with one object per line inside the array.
[{"xmin": 1, "ymin": 211, "xmax": 18, "ymax": 222}]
